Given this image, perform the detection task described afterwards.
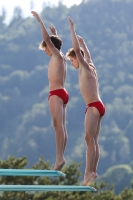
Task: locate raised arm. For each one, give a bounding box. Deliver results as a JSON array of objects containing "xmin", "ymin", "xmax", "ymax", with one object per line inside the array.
[
  {"xmin": 77, "ymin": 35, "xmax": 93, "ymax": 64},
  {"xmin": 31, "ymin": 11, "xmax": 58, "ymax": 55},
  {"xmin": 31, "ymin": 11, "xmax": 50, "ymax": 43},
  {"xmin": 68, "ymin": 16, "xmax": 85, "ymax": 64}
]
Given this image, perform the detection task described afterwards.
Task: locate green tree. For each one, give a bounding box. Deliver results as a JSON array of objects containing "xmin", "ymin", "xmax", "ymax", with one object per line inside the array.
[{"xmin": 0, "ymin": 156, "xmax": 133, "ymax": 199}]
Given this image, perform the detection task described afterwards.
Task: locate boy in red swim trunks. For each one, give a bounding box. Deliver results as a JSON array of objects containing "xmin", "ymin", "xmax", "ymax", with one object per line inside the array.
[
  {"xmin": 31, "ymin": 12, "xmax": 69, "ymax": 170},
  {"xmin": 66, "ymin": 16, "xmax": 105, "ymax": 185}
]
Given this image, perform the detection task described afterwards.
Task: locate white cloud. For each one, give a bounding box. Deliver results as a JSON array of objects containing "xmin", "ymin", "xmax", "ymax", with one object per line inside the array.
[{"xmin": 0, "ymin": 0, "xmax": 82, "ymax": 24}]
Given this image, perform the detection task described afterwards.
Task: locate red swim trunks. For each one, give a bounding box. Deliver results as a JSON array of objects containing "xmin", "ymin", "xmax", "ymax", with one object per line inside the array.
[
  {"xmin": 48, "ymin": 88, "xmax": 69, "ymax": 104},
  {"xmin": 85, "ymin": 101, "xmax": 105, "ymax": 116}
]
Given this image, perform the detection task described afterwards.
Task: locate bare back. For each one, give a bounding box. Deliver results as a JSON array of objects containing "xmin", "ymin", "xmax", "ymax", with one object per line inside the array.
[
  {"xmin": 48, "ymin": 52, "xmax": 66, "ymax": 91},
  {"xmin": 79, "ymin": 62, "xmax": 101, "ymax": 105}
]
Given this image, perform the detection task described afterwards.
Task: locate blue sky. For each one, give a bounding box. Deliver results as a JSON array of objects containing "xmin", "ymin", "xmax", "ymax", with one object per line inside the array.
[{"xmin": 0, "ymin": 0, "xmax": 82, "ymax": 24}]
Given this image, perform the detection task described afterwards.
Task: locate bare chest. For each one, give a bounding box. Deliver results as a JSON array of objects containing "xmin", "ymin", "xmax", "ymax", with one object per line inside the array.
[
  {"xmin": 79, "ymin": 67, "xmax": 97, "ymax": 84},
  {"xmin": 48, "ymin": 58, "xmax": 66, "ymax": 81}
]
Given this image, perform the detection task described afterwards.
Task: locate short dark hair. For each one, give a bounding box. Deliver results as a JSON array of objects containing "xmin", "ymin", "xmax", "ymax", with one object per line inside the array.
[
  {"xmin": 39, "ymin": 35, "xmax": 62, "ymax": 50},
  {"xmin": 66, "ymin": 47, "xmax": 84, "ymax": 59}
]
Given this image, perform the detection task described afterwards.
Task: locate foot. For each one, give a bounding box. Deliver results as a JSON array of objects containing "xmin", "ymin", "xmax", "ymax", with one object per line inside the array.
[
  {"xmin": 87, "ymin": 173, "xmax": 98, "ymax": 185},
  {"xmin": 82, "ymin": 172, "xmax": 96, "ymax": 186},
  {"xmin": 54, "ymin": 160, "xmax": 65, "ymax": 171}
]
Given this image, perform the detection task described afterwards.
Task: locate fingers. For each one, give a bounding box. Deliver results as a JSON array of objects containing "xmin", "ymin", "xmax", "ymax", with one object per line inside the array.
[
  {"xmin": 50, "ymin": 24, "xmax": 54, "ymax": 27},
  {"xmin": 31, "ymin": 11, "xmax": 37, "ymax": 16},
  {"xmin": 49, "ymin": 24, "xmax": 57, "ymax": 35},
  {"xmin": 68, "ymin": 16, "xmax": 72, "ymax": 23},
  {"xmin": 31, "ymin": 11, "xmax": 36, "ymax": 14},
  {"xmin": 77, "ymin": 35, "xmax": 80, "ymax": 39},
  {"xmin": 68, "ymin": 16, "xmax": 71, "ymax": 21},
  {"xmin": 77, "ymin": 35, "xmax": 82, "ymax": 39},
  {"xmin": 68, "ymin": 16, "xmax": 72, "ymax": 22},
  {"xmin": 68, "ymin": 16, "xmax": 74, "ymax": 26},
  {"xmin": 49, "ymin": 25, "xmax": 55, "ymax": 30},
  {"xmin": 49, "ymin": 26, "xmax": 52, "ymax": 30},
  {"xmin": 77, "ymin": 35, "xmax": 81, "ymax": 38},
  {"xmin": 77, "ymin": 35, "xmax": 83, "ymax": 42}
]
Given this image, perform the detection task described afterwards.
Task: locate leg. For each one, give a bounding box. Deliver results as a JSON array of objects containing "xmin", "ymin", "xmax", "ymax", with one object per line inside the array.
[
  {"xmin": 49, "ymin": 95, "xmax": 66, "ymax": 170},
  {"xmin": 86, "ymin": 116, "xmax": 102, "ymax": 185},
  {"xmin": 82, "ymin": 107, "xmax": 100, "ymax": 186},
  {"xmin": 63, "ymin": 104, "xmax": 68, "ymax": 154},
  {"xmin": 93, "ymin": 116, "xmax": 102, "ymax": 175}
]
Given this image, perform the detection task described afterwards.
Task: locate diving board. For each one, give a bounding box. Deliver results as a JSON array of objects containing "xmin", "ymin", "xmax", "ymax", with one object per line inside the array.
[
  {"xmin": 0, "ymin": 185, "xmax": 97, "ymax": 192},
  {"xmin": 0, "ymin": 169, "xmax": 65, "ymax": 177}
]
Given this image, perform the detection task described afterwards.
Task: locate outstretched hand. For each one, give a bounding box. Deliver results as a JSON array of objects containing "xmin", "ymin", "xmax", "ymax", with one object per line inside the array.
[
  {"xmin": 68, "ymin": 16, "xmax": 74, "ymax": 28},
  {"xmin": 77, "ymin": 35, "xmax": 84, "ymax": 44},
  {"xmin": 31, "ymin": 11, "xmax": 41, "ymax": 22},
  {"xmin": 49, "ymin": 25, "xmax": 57, "ymax": 35}
]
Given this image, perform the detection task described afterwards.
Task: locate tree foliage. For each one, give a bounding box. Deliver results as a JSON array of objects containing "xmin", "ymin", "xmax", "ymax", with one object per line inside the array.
[{"xmin": 0, "ymin": 156, "xmax": 133, "ymax": 199}]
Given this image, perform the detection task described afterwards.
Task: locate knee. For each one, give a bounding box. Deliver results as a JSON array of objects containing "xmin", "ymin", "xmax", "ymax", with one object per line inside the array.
[
  {"xmin": 52, "ymin": 118, "xmax": 63, "ymax": 129},
  {"xmin": 52, "ymin": 118, "xmax": 58, "ymax": 128},
  {"xmin": 84, "ymin": 132, "xmax": 94, "ymax": 145}
]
